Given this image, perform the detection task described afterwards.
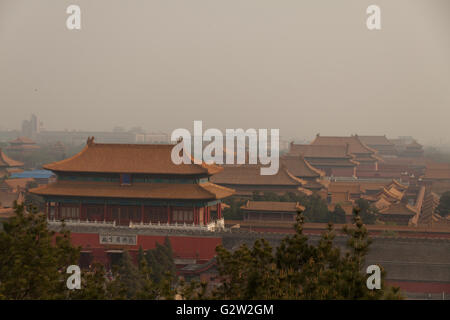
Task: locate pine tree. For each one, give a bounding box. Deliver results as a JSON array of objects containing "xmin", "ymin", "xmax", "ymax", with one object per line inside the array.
[
  {"xmin": 210, "ymin": 207, "xmax": 403, "ymax": 300},
  {"xmin": 0, "ymin": 203, "xmax": 80, "ymax": 299}
]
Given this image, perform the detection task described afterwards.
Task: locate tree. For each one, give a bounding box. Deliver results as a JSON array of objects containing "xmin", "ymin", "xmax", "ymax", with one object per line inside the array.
[
  {"xmin": 302, "ymin": 194, "xmax": 330, "ymax": 223},
  {"xmin": 436, "ymin": 191, "xmax": 450, "ymax": 217},
  {"xmin": 209, "ymin": 208, "xmax": 402, "ymax": 299},
  {"xmin": 69, "ymin": 263, "xmax": 110, "ymax": 300},
  {"xmin": 331, "ymin": 204, "xmax": 347, "ymax": 224},
  {"xmin": 0, "ymin": 203, "xmax": 80, "ymax": 299},
  {"xmin": 222, "ymin": 198, "xmax": 246, "ymax": 220},
  {"xmin": 145, "ymin": 237, "xmax": 176, "ymax": 284},
  {"xmin": 109, "ymin": 251, "xmax": 142, "ymax": 299},
  {"xmin": 354, "ymin": 198, "xmax": 378, "ymax": 224}
]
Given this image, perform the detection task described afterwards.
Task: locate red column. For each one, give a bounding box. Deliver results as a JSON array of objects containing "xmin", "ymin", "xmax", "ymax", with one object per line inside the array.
[
  {"xmin": 79, "ymin": 203, "xmax": 82, "ymax": 220},
  {"xmin": 195, "ymin": 207, "xmax": 199, "ymax": 225},
  {"xmin": 141, "ymin": 205, "xmax": 144, "ymax": 223},
  {"xmin": 80, "ymin": 203, "xmax": 86, "ymax": 220},
  {"xmin": 216, "ymin": 203, "xmax": 219, "ymax": 220},
  {"xmin": 103, "ymin": 203, "xmax": 107, "ymax": 221},
  {"xmin": 57, "ymin": 203, "xmax": 60, "ymax": 220},
  {"xmin": 167, "ymin": 206, "xmax": 171, "ymax": 224}
]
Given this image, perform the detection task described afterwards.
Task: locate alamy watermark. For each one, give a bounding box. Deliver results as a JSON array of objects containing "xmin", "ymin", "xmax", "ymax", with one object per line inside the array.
[
  {"xmin": 171, "ymin": 121, "xmax": 279, "ymax": 175},
  {"xmin": 66, "ymin": 265, "xmax": 81, "ymax": 290},
  {"xmin": 366, "ymin": 265, "xmax": 381, "ymax": 290},
  {"xmin": 65, "ymin": 4, "xmax": 381, "ymax": 31}
]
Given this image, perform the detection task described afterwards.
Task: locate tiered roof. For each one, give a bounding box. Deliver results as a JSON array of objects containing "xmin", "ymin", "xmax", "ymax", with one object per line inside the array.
[
  {"xmin": 7, "ymin": 137, "xmax": 40, "ymax": 150},
  {"xmin": 288, "ymin": 144, "xmax": 357, "ymax": 167},
  {"xmin": 210, "ymin": 164, "xmax": 306, "ymax": 186},
  {"xmin": 30, "ymin": 138, "xmax": 234, "ymax": 201},
  {"xmin": 290, "ymin": 144, "xmax": 352, "ymax": 158},
  {"xmin": 280, "ymin": 154, "xmax": 324, "ymax": 178},
  {"xmin": 310, "ymin": 135, "xmax": 376, "ymax": 155},
  {"xmin": 31, "ymin": 180, "xmax": 233, "ymax": 200},
  {"xmin": 9, "ymin": 136, "xmax": 37, "ymax": 145},
  {"xmin": 358, "ymin": 136, "xmax": 394, "ymax": 146},
  {"xmin": 43, "ymin": 138, "xmax": 222, "ymax": 176}
]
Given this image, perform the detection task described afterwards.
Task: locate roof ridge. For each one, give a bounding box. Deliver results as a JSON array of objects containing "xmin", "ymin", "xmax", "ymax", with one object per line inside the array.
[
  {"xmin": 282, "ymin": 166, "xmax": 307, "ymax": 185},
  {"xmin": 302, "ymin": 156, "xmax": 325, "ymax": 176},
  {"xmin": 43, "ymin": 143, "xmax": 90, "ymax": 171}
]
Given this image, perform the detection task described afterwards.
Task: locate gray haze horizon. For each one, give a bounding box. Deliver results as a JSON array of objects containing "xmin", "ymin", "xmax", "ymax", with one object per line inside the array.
[{"xmin": 1, "ymin": 0, "xmax": 449, "ymax": 146}]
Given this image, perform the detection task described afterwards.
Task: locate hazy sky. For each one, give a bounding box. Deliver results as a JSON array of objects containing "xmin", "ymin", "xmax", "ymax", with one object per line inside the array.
[{"xmin": 1, "ymin": 0, "xmax": 449, "ymax": 144}]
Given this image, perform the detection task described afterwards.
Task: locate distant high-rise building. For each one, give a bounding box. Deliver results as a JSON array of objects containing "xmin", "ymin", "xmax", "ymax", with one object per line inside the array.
[{"xmin": 21, "ymin": 114, "xmax": 40, "ymax": 139}]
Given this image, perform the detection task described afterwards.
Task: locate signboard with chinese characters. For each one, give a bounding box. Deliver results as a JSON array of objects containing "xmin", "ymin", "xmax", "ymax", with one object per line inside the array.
[{"xmin": 99, "ymin": 234, "xmax": 137, "ymax": 246}]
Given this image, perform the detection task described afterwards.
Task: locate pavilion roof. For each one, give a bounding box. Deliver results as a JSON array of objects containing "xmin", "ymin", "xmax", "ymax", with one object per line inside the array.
[
  {"xmin": 0, "ymin": 149, "xmax": 24, "ymax": 168},
  {"xmin": 289, "ymin": 144, "xmax": 352, "ymax": 159},
  {"xmin": 280, "ymin": 154, "xmax": 324, "ymax": 178},
  {"xmin": 378, "ymin": 186, "xmax": 404, "ymax": 201},
  {"xmin": 241, "ymin": 200, "xmax": 305, "ymax": 212},
  {"xmin": 6, "ymin": 145, "xmax": 40, "ymax": 151},
  {"xmin": 358, "ymin": 136, "xmax": 394, "ymax": 146},
  {"xmin": 210, "ymin": 164, "xmax": 306, "ymax": 186},
  {"xmin": 379, "ymin": 202, "xmax": 418, "ymax": 216},
  {"xmin": 9, "ymin": 136, "xmax": 36, "ymax": 145},
  {"xmin": 0, "ymin": 191, "xmax": 23, "ymax": 208},
  {"xmin": 374, "ymin": 195, "xmax": 394, "ymax": 211},
  {"xmin": 388, "ymin": 179, "xmax": 408, "ymax": 191},
  {"xmin": 29, "ymin": 180, "xmax": 234, "ymax": 201},
  {"xmin": 2, "ymin": 178, "xmax": 35, "ymax": 191},
  {"xmin": 43, "ymin": 138, "xmax": 222, "ymax": 176},
  {"xmin": 310, "ymin": 135, "xmax": 377, "ymax": 155}
]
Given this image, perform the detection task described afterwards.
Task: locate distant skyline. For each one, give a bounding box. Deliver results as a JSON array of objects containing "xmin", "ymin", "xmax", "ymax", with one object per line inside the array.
[{"xmin": 1, "ymin": 0, "xmax": 449, "ymax": 146}]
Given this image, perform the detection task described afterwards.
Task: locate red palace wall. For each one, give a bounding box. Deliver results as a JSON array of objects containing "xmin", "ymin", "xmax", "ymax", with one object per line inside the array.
[{"xmin": 69, "ymin": 232, "xmax": 222, "ymax": 264}]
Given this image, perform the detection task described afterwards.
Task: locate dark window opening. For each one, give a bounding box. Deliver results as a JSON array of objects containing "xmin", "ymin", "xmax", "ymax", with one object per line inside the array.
[{"xmin": 120, "ymin": 174, "xmax": 132, "ymax": 185}]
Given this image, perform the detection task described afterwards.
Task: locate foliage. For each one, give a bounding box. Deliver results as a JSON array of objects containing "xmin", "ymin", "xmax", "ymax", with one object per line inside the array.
[
  {"xmin": 207, "ymin": 208, "xmax": 402, "ymax": 300},
  {"xmin": 436, "ymin": 191, "xmax": 450, "ymax": 217},
  {"xmin": 0, "ymin": 203, "xmax": 401, "ymax": 300},
  {"xmin": 331, "ymin": 204, "xmax": 347, "ymax": 224},
  {"xmin": 354, "ymin": 199, "xmax": 378, "ymax": 224},
  {"xmin": 222, "ymin": 197, "xmax": 246, "ymax": 220},
  {"xmin": 0, "ymin": 203, "xmax": 80, "ymax": 299},
  {"xmin": 145, "ymin": 237, "xmax": 176, "ymax": 284}
]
